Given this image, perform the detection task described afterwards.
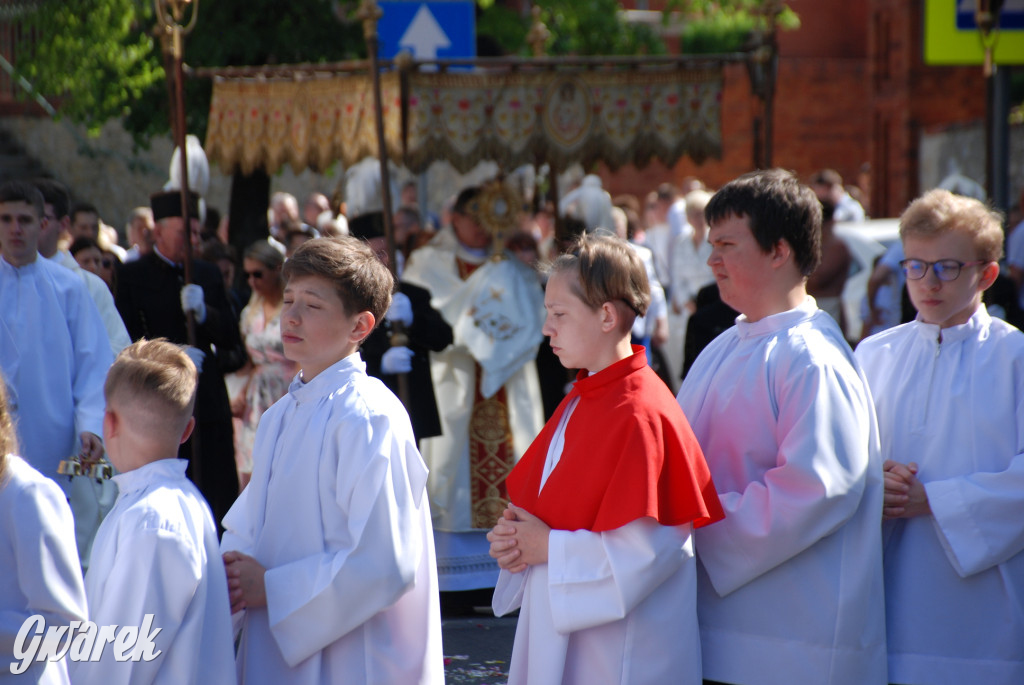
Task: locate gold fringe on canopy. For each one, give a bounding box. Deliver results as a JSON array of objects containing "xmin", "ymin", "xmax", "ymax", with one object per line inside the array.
[{"xmin": 204, "ymin": 65, "xmax": 722, "ymax": 175}]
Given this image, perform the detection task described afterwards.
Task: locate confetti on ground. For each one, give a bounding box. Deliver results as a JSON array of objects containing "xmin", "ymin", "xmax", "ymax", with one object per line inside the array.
[{"xmin": 443, "ymin": 653, "xmax": 510, "ymax": 683}]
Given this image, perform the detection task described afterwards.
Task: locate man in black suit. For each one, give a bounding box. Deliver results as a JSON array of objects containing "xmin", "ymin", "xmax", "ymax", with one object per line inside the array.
[
  {"xmin": 351, "ymin": 212, "xmax": 453, "ymax": 443},
  {"xmin": 114, "ymin": 190, "xmax": 241, "ymax": 526}
]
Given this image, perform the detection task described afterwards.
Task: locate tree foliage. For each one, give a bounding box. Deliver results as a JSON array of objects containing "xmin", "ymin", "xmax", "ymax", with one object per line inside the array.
[{"xmin": 16, "ymin": 0, "xmax": 364, "ymax": 145}]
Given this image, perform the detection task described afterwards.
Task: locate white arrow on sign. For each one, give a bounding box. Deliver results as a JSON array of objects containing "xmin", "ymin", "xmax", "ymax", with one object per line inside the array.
[{"xmin": 399, "ymin": 4, "xmax": 452, "ymax": 60}]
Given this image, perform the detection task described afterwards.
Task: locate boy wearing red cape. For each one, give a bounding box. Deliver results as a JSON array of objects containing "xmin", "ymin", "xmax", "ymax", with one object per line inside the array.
[{"xmin": 488, "ymin": 232, "xmax": 723, "ymax": 685}]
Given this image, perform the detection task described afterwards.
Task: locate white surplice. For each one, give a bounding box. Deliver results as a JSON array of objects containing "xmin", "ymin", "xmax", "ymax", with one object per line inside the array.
[
  {"xmin": 0, "ymin": 257, "xmax": 111, "ymax": 479},
  {"xmin": 492, "ymin": 398, "xmax": 702, "ymax": 685},
  {"xmin": 72, "ymin": 458, "xmax": 235, "ymax": 685},
  {"xmin": 221, "ymin": 354, "xmax": 443, "ymax": 685},
  {"xmin": 0, "ymin": 455, "xmax": 88, "ymax": 685},
  {"xmin": 678, "ymin": 297, "xmax": 887, "ymax": 685},
  {"xmin": 403, "ymin": 229, "xmax": 545, "ymax": 590},
  {"xmin": 856, "ymin": 307, "xmax": 1024, "ymax": 684},
  {"xmin": 51, "ymin": 250, "xmax": 131, "ymax": 356}
]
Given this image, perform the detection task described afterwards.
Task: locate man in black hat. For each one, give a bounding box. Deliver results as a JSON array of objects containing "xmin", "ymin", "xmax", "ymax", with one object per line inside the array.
[
  {"xmin": 351, "ymin": 211, "xmax": 452, "ymax": 443},
  {"xmin": 114, "ymin": 190, "xmax": 242, "ymax": 527}
]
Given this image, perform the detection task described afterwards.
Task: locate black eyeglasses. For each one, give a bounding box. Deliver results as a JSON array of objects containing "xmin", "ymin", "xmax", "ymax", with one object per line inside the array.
[
  {"xmin": 245, "ymin": 270, "xmax": 264, "ymax": 280},
  {"xmin": 899, "ymin": 258, "xmax": 986, "ymax": 282}
]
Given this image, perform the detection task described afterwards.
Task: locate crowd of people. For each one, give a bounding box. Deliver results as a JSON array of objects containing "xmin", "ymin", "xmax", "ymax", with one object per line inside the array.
[{"xmin": 0, "ymin": 164, "xmax": 1022, "ymax": 685}]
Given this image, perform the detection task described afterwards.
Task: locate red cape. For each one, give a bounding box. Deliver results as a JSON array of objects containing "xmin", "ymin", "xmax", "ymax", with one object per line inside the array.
[{"xmin": 507, "ymin": 346, "xmax": 724, "ymax": 532}]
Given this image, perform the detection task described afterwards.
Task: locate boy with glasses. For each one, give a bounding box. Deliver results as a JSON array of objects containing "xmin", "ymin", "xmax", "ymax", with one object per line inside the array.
[{"xmin": 855, "ymin": 188, "xmax": 1024, "ymax": 684}]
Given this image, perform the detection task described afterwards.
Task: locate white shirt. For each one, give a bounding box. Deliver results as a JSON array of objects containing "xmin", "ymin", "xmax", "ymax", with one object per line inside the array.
[
  {"xmin": 72, "ymin": 458, "xmax": 235, "ymax": 685},
  {"xmin": 669, "ymin": 223, "xmax": 713, "ymax": 311},
  {"xmin": 0, "ymin": 257, "xmax": 112, "ymax": 478},
  {"xmin": 51, "ymin": 250, "xmax": 131, "ymax": 356},
  {"xmin": 492, "ymin": 397, "xmax": 701, "ymax": 685},
  {"xmin": 678, "ymin": 297, "xmax": 887, "ymax": 685},
  {"xmin": 221, "ymin": 354, "xmax": 444, "ymax": 685},
  {"xmin": 0, "ymin": 455, "xmax": 88, "ymax": 685},
  {"xmin": 856, "ymin": 307, "xmax": 1024, "ymax": 684}
]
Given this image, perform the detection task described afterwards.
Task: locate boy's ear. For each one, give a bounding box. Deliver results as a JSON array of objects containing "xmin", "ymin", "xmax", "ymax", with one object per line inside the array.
[
  {"xmin": 769, "ymin": 239, "xmax": 793, "ymax": 268},
  {"xmin": 179, "ymin": 416, "xmax": 196, "ymax": 446},
  {"xmin": 103, "ymin": 409, "xmax": 118, "ymax": 442},
  {"xmin": 349, "ymin": 311, "xmax": 376, "ymax": 344},
  {"xmin": 599, "ymin": 301, "xmax": 620, "ymax": 333},
  {"xmin": 979, "ymin": 261, "xmax": 1000, "ymax": 292}
]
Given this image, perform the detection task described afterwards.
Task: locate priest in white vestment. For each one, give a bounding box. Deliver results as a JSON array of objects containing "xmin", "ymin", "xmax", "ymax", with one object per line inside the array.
[{"xmin": 403, "ymin": 185, "xmax": 545, "ymax": 593}]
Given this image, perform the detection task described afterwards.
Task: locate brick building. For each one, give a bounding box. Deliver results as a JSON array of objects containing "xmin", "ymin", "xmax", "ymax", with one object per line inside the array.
[{"xmin": 606, "ymin": 0, "xmax": 990, "ymax": 219}]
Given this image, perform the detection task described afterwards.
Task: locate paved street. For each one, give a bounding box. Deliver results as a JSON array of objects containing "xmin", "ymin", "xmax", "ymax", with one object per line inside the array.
[{"xmin": 442, "ymin": 610, "xmax": 517, "ymax": 684}]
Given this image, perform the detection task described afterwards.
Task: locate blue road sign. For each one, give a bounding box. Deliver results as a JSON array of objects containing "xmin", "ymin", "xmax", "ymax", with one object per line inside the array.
[
  {"xmin": 956, "ymin": 0, "xmax": 1024, "ymax": 30},
  {"xmin": 377, "ymin": 1, "xmax": 476, "ymax": 61}
]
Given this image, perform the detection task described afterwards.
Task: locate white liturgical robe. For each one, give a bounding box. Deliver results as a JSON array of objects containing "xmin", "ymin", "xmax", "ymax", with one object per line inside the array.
[
  {"xmin": 71, "ymin": 458, "xmax": 235, "ymax": 685},
  {"xmin": 492, "ymin": 394, "xmax": 703, "ymax": 685},
  {"xmin": 856, "ymin": 307, "xmax": 1024, "ymax": 684},
  {"xmin": 0, "ymin": 455, "xmax": 88, "ymax": 684},
  {"xmin": 51, "ymin": 250, "xmax": 130, "ymax": 356},
  {"xmin": 0, "ymin": 257, "xmax": 111, "ymax": 478},
  {"xmin": 678, "ymin": 297, "xmax": 887, "ymax": 685},
  {"xmin": 221, "ymin": 354, "xmax": 444, "ymax": 685}
]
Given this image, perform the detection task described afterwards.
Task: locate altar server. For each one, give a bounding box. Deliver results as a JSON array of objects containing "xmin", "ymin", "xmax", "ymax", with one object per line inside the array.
[
  {"xmin": 72, "ymin": 339, "xmax": 235, "ymax": 685},
  {"xmin": 221, "ymin": 237, "xmax": 443, "ymax": 685},
  {"xmin": 488, "ymin": 232, "xmax": 723, "ymax": 685},
  {"xmin": 856, "ymin": 189, "xmax": 1024, "ymax": 684},
  {"xmin": 677, "ymin": 169, "xmax": 887, "ymax": 685}
]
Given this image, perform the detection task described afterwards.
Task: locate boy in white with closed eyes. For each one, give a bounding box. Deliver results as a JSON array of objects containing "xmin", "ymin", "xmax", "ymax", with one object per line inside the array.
[{"xmin": 220, "ymin": 237, "xmax": 443, "ymax": 685}]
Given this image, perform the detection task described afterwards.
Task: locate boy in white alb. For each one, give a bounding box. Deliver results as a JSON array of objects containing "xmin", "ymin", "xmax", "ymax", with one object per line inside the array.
[
  {"xmin": 71, "ymin": 339, "xmax": 235, "ymax": 685},
  {"xmin": 855, "ymin": 189, "xmax": 1024, "ymax": 684},
  {"xmin": 488, "ymin": 232, "xmax": 723, "ymax": 685},
  {"xmin": 677, "ymin": 169, "xmax": 887, "ymax": 685},
  {"xmin": 221, "ymin": 237, "xmax": 443, "ymax": 685}
]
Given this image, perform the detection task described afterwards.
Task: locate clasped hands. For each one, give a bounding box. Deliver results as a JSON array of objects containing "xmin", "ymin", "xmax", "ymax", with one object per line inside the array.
[
  {"xmin": 223, "ymin": 551, "xmax": 267, "ymax": 614},
  {"xmin": 883, "ymin": 459, "xmax": 931, "ymax": 520},
  {"xmin": 487, "ymin": 503, "xmax": 550, "ymax": 574}
]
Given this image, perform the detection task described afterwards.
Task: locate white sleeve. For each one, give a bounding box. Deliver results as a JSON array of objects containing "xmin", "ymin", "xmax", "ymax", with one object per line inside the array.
[
  {"xmin": 73, "ymin": 524, "xmax": 202, "ymax": 685},
  {"xmin": 546, "ymin": 518, "xmax": 692, "ymax": 634},
  {"xmin": 0, "ymin": 477, "xmax": 87, "ymax": 656},
  {"xmin": 492, "ymin": 568, "xmax": 528, "ymax": 617},
  {"xmin": 262, "ymin": 414, "xmax": 426, "ymax": 666},
  {"xmin": 926, "ymin": 400, "xmax": 1024, "ymax": 577},
  {"xmin": 84, "ymin": 272, "xmax": 131, "ymax": 355},
  {"xmin": 695, "ymin": 359, "xmax": 874, "ymax": 596},
  {"xmin": 68, "ymin": 279, "xmax": 114, "ymax": 441}
]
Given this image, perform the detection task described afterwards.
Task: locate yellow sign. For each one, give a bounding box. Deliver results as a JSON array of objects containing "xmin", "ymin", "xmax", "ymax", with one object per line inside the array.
[{"xmin": 924, "ymin": 0, "xmax": 1024, "ymax": 65}]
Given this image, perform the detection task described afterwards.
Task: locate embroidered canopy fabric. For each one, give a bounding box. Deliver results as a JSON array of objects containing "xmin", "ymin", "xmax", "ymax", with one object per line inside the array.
[{"xmin": 204, "ymin": 66, "xmax": 722, "ymax": 175}]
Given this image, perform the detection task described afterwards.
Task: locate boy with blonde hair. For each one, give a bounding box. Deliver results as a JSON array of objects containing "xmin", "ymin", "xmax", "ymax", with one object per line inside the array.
[
  {"xmin": 72, "ymin": 338, "xmax": 235, "ymax": 684},
  {"xmin": 856, "ymin": 188, "xmax": 1024, "ymax": 684},
  {"xmin": 488, "ymin": 232, "xmax": 723, "ymax": 685},
  {"xmin": 221, "ymin": 237, "xmax": 443, "ymax": 685}
]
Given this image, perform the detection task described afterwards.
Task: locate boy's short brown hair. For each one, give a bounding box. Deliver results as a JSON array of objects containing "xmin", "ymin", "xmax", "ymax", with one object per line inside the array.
[
  {"xmin": 283, "ymin": 237, "xmax": 394, "ymax": 325},
  {"xmin": 899, "ymin": 189, "xmax": 1004, "ymax": 263},
  {"xmin": 549, "ymin": 232, "xmax": 650, "ymax": 327},
  {"xmin": 104, "ymin": 339, "xmax": 198, "ymax": 436}
]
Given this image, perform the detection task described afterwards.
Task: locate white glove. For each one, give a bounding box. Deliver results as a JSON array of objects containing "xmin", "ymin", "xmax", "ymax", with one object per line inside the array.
[
  {"xmin": 380, "ymin": 346, "xmax": 414, "ymax": 374},
  {"xmin": 180, "ymin": 284, "xmax": 207, "ymax": 323},
  {"xmin": 385, "ymin": 292, "xmax": 414, "ymax": 327},
  {"xmin": 183, "ymin": 346, "xmax": 205, "ymax": 373}
]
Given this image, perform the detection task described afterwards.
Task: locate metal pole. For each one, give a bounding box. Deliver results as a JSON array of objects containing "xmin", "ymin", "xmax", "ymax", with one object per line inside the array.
[
  {"xmin": 359, "ymin": 0, "xmax": 410, "ymax": 407},
  {"xmin": 157, "ymin": 0, "xmax": 201, "ymax": 484}
]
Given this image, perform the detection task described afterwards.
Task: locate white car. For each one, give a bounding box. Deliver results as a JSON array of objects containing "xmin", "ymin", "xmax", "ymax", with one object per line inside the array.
[{"xmin": 834, "ymin": 219, "xmax": 901, "ymax": 342}]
